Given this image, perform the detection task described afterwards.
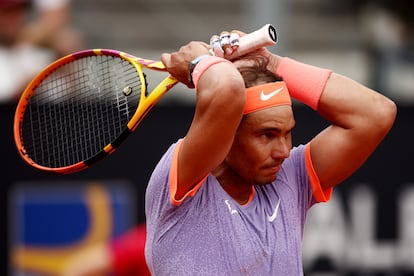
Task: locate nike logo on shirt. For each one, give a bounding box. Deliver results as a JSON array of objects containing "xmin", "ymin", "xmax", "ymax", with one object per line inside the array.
[
  {"xmin": 268, "ymin": 199, "xmax": 281, "ymax": 222},
  {"xmin": 260, "ymin": 87, "xmax": 283, "ymax": 101},
  {"xmin": 225, "ymin": 200, "xmax": 238, "ymax": 215}
]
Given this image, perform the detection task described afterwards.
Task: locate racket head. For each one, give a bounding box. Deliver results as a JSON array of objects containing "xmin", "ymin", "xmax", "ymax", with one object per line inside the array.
[{"xmin": 14, "ymin": 49, "xmax": 177, "ymax": 174}]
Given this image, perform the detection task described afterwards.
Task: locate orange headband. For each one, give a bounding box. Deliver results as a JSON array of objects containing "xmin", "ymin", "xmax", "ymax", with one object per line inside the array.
[{"xmin": 244, "ymin": 81, "xmax": 291, "ymax": 114}]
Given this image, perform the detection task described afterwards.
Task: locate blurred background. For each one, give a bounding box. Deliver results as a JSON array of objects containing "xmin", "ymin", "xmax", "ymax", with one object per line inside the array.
[{"xmin": 1, "ymin": 0, "xmax": 413, "ymax": 275}]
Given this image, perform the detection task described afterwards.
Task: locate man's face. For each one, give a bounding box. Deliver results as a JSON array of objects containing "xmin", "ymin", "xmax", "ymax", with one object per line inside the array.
[{"xmin": 225, "ymin": 105, "xmax": 295, "ymax": 185}]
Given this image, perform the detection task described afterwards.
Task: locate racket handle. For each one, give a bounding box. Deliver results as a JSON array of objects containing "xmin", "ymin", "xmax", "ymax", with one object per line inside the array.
[{"xmin": 233, "ymin": 24, "xmax": 277, "ymax": 58}]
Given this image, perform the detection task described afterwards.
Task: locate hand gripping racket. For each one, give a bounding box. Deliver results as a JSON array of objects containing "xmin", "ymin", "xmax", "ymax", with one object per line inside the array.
[{"xmin": 14, "ymin": 24, "xmax": 277, "ymax": 174}]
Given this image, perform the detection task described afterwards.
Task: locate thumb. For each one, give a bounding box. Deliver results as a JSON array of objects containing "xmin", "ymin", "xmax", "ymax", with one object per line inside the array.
[{"xmin": 160, "ymin": 53, "xmax": 171, "ymax": 66}]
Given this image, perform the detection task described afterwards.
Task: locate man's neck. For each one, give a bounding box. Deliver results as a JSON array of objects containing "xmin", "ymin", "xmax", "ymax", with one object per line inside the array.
[{"xmin": 212, "ymin": 165, "xmax": 253, "ymax": 205}]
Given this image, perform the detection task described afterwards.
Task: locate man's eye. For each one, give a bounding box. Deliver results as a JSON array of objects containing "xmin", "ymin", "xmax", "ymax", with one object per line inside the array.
[{"xmin": 263, "ymin": 133, "xmax": 274, "ymax": 139}]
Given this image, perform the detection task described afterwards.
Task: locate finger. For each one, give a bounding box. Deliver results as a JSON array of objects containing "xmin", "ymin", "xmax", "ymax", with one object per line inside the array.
[
  {"xmin": 160, "ymin": 53, "xmax": 171, "ymax": 66},
  {"xmin": 210, "ymin": 35, "xmax": 224, "ymax": 57},
  {"xmin": 219, "ymin": 31, "xmax": 232, "ymax": 55},
  {"xmin": 229, "ymin": 32, "xmax": 240, "ymax": 51},
  {"xmin": 230, "ymin": 30, "xmax": 246, "ymax": 37}
]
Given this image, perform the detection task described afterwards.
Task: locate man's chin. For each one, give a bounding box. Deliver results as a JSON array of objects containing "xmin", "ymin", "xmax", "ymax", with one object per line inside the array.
[{"xmin": 255, "ymin": 174, "xmax": 277, "ymax": 186}]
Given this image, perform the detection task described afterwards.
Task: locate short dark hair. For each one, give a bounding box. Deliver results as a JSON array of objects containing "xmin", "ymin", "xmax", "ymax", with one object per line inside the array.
[{"xmin": 235, "ymin": 54, "xmax": 282, "ymax": 88}]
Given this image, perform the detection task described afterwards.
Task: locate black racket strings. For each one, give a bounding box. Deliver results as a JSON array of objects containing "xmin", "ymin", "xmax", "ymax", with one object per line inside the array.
[{"xmin": 21, "ymin": 55, "xmax": 143, "ymax": 168}]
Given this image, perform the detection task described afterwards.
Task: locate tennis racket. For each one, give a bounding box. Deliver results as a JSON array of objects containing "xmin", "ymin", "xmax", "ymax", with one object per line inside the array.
[{"xmin": 14, "ymin": 24, "xmax": 277, "ymax": 174}]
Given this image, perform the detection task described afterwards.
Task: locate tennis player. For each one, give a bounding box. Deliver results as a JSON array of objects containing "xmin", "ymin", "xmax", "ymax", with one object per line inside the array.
[{"xmin": 145, "ymin": 29, "xmax": 397, "ymax": 275}]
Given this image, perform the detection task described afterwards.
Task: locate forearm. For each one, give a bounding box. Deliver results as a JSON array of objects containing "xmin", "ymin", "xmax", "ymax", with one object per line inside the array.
[
  {"xmin": 272, "ymin": 55, "xmax": 395, "ymax": 131},
  {"xmin": 271, "ymin": 55, "xmax": 396, "ymax": 187},
  {"xmin": 177, "ymin": 61, "xmax": 245, "ymax": 196},
  {"xmin": 318, "ymin": 72, "xmax": 396, "ymax": 133},
  {"xmin": 317, "ymin": 72, "xmax": 396, "ymax": 186},
  {"xmin": 161, "ymin": 42, "xmax": 246, "ymax": 196}
]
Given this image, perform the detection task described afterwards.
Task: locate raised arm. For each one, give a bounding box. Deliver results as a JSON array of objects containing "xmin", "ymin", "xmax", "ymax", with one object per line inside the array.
[
  {"xmin": 306, "ymin": 71, "xmax": 396, "ymax": 189},
  {"xmin": 220, "ymin": 29, "xmax": 396, "ymax": 191},
  {"xmin": 161, "ymin": 42, "xmax": 246, "ymax": 201},
  {"xmin": 272, "ymin": 56, "xmax": 397, "ymax": 190}
]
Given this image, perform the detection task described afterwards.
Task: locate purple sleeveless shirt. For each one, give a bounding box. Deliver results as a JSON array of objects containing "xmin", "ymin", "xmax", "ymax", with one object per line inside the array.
[{"xmin": 145, "ymin": 141, "xmax": 331, "ymax": 275}]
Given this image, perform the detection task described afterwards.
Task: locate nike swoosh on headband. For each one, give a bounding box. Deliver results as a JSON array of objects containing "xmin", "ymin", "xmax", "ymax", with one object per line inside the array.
[{"xmin": 260, "ymin": 87, "xmax": 284, "ymax": 101}]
